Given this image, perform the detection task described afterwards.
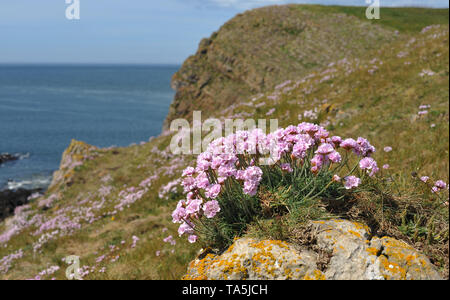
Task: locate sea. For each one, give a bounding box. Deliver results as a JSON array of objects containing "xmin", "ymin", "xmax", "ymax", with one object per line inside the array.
[{"xmin": 0, "ymin": 64, "xmax": 178, "ymax": 190}]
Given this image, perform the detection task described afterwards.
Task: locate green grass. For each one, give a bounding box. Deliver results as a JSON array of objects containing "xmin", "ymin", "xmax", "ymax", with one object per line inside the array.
[{"xmin": 296, "ymin": 5, "xmax": 449, "ymax": 32}]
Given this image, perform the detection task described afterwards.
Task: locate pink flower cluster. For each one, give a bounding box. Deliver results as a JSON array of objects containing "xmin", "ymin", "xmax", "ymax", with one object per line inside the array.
[
  {"xmin": 431, "ymin": 180, "xmax": 448, "ymax": 194},
  {"xmin": 172, "ymin": 122, "xmax": 379, "ymax": 243}
]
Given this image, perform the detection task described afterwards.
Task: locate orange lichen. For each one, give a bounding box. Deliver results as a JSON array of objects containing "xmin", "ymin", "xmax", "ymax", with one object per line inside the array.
[
  {"xmin": 303, "ymin": 270, "xmax": 326, "ymax": 280},
  {"xmin": 366, "ymin": 247, "xmax": 379, "ymax": 256}
]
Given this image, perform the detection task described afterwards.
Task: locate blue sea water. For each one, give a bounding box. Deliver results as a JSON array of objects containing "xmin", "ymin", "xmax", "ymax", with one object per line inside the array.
[{"xmin": 0, "ymin": 65, "xmax": 178, "ymax": 190}]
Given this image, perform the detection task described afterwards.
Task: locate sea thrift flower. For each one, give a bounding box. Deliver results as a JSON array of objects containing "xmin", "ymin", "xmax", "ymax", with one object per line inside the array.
[
  {"xmin": 332, "ymin": 175, "xmax": 341, "ymax": 182},
  {"xmin": 188, "ymin": 235, "xmax": 198, "ymax": 244},
  {"xmin": 203, "ymin": 200, "xmax": 221, "ymax": 218},
  {"xmin": 316, "ymin": 143, "xmax": 335, "ymax": 155},
  {"xmin": 420, "ymin": 176, "xmax": 430, "ymax": 183},
  {"xmin": 205, "ymin": 184, "xmax": 221, "ymax": 199},
  {"xmin": 281, "ymin": 163, "xmax": 293, "ymax": 173},
  {"xmin": 186, "ymin": 199, "xmax": 202, "ymax": 215},
  {"xmin": 340, "ymin": 138, "xmax": 358, "ymax": 151},
  {"xmin": 359, "ymin": 157, "xmax": 379, "ymax": 177},
  {"xmin": 131, "ymin": 236, "xmax": 139, "ymax": 248},
  {"xmin": 344, "ymin": 176, "xmax": 361, "ymax": 190},
  {"xmin": 383, "ymin": 164, "xmax": 390, "ymax": 170},
  {"xmin": 328, "ymin": 151, "xmax": 342, "ymax": 164},
  {"xmin": 384, "ymin": 146, "xmax": 393, "ymax": 153},
  {"xmin": 178, "ymin": 222, "xmax": 194, "ymax": 237},
  {"xmin": 331, "ymin": 136, "xmax": 342, "ymax": 147},
  {"xmin": 182, "ymin": 167, "xmax": 196, "ymax": 177},
  {"xmin": 171, "ymin": 122, "xmax": 379, "ymax": 244},
  {"xmin": 432, "ymin": 180, "xmax": 448, "ymax": 193}
]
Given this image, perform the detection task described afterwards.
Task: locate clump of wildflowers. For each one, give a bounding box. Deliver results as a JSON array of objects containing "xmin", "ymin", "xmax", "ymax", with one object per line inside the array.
[{"xmin": 171, "ymin": 122, "xmax": 380, "ymax": 248}]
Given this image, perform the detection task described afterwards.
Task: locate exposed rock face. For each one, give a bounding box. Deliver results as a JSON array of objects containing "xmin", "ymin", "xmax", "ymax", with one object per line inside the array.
[
  {"xmin": 164, "ymin": 5, "xmax": 397, "ymax": 130},
  {"xmin": 49, "ymin": 139, "xmax": 97, "ymax": 190},
  {"xmin": 0, "ymin": 153, "xmax": 19, "ymax": 165},
  {"xmin": 0, "ymin": 188, "xmax": 41, "ymax": 222},
  {"xmin": 184, "ymin": 220, "xmax": 443, "ymax": 280}
]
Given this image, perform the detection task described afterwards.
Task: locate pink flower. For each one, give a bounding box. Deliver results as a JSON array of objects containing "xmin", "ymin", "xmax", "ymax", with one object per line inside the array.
[
  {"xmin": 331, "ymin": 136, "xmax": 342, "ymax": 147},
  {"xmin": 328, "ymin": 151, "xmax": 342, "ymax": 163},
  {"xmin": 181, "ymin": 176, "xmax": 196, "ymax": 193},
  {"xmin": 280, "ymin": 163, "xmax": 293, "ymax": 173},
  {"xmin": 359, "ymin": 157, "xmax": 379, "ymax": 177},
  {"xmin": 188, "ymin": 235, "xmax": 198, "ymax": 243},
  {"xmin": 435, "ymin": 180, "xmax": 447, "ymax": 189},
  {"xmin": 163, "ymin": 235, "xmax": 174, "ymax": 243},
  {"xmin": 332, "ymin": 175, "xmax": 341, "ymax": 182},
  {"xmin": 420, "ymin": 176, "xmax": 430, "ymax": 183},
  {"xmin": 311, "ymin": 154, "xmax": 324, "ymax": 168},
  {"xmin": 195, "ymin": 172, "xmax": 210, "ymax": 189},
  {"xmin": 205, "ymin": 184, "xmax": 221, "ymax": 199},
  {"xmin": 344, "ymin": 176, "xmax": 361, "ymax": 190},
  {"xmin": 178, "ymin": 222, "xmax": 194, "ymax": 237},
  {"xmin": 182, "ymin": 167, "xmax": 195, "ymax": 177},
  {"xmin": 383, "ymin": 164, "xmax": 390, "ymax": 170},
  {"xmin": 340, "ymin": 138, "xmax": 357, "ymax": 151},
  {"xmin": 171, "ymin": 203, "xmax": 187, "ymax": 223},
  {"xmin": 356, "ymin": 137, "xmax": 376, "ymax": 157},
  {"xmin": 316, "ymin": 143, "xmax": 335, "ymax": 155},
  {"xmin": 384, "ymin": 146, "xmax": 392, "ymax": 153},
  {"xmin": 432, "ymin": 180, "xmax": 448, "ymax": 193},
  {"xmin": 186, "ymin": 199, "xmax": 202, "ymax": 215},
  {"xmin": 203, "ymin": 200, "xmax": 221, "ymax": 218}
]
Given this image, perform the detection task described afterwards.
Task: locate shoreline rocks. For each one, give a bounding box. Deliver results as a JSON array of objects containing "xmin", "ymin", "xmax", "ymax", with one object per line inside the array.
[
  {"xmin": 0, "ymin": 188, "xmax": 42, "ymax": 222},
  {"xmin": 184, "ymin": 219, "xmax": 443, "ymax": 280},
  {"xmin": 0, "ymin": 153, "xmax": 19, "ymax": 165}
]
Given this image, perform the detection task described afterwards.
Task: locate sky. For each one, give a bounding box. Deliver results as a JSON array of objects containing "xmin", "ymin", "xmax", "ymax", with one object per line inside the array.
[{"xmin": 0, "ymin": 0, "xmax": 448, "ymax": 64}]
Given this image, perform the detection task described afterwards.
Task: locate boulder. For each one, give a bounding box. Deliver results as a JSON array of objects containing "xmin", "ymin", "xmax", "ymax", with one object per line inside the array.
[
  {"xmin": 0, "ymin": 188, "xmax": 42, "ymax": 222},
  {"xmin": 0, "ymin": 153, "xmax": 19, "ymax": 165},
  {"xmin": 184, "ymin": 219, "xmax": 443, "ymax": 280}
]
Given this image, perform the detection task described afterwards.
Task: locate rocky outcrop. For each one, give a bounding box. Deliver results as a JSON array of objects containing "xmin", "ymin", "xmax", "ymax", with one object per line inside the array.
[
  {"xmin": 163, "ymin": 5, "xmax": 397, "ymax": 130},
  {"xmin": 0, "ymin": 153, "xmax": 19, "ymax": 165},
  {"xmin": 184, "ymin": 220, "xmax": 443, "ymax": 280},
  {"xmin": 0, "ymin": 188, "xmax": 42, "ymax": 222},
  {"xmin": 49, "ymin": 140, "xmax": 97, "ymax": 190}
]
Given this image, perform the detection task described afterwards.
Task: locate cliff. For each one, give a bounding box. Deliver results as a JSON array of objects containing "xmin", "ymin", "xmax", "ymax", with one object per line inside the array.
[{"xmin": 164, "ymin": 5, "xmax": 397, "ymax": 129}]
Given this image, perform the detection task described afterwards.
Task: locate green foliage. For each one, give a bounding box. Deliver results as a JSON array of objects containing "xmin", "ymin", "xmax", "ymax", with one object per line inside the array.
[{"xmin": 296, "ymin": 5, "xmax": 449, "ymax": 32}]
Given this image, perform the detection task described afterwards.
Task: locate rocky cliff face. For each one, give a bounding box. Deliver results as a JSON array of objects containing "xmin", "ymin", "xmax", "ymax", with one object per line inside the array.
[
  {"xmin": 164, "ymin": 5, "xmax": 397, "ymax": 129},
  {"xmin": 184, "ymin": 220, "xmax": 443, "ymax": 280},
  {"xmin": 49, "ymin": 139, "xmax": 97, "ymax": 191}
]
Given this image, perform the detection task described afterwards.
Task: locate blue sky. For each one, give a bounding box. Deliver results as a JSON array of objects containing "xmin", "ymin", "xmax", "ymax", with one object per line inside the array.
[{"xmin": 0, "ymin": 0, "xmax": 448, "ymax": 64}]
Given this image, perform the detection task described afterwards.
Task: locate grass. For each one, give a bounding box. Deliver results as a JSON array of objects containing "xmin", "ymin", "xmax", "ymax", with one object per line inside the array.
[{"xmin": 296, "ymin": 5, "xmax": 449, "ymax": 32}]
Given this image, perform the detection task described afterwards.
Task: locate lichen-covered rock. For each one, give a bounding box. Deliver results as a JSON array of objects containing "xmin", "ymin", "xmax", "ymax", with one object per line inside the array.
[
  {"xmin": 184, "ymin": 220, "xmax": 443, "ymax": 280},
  {"xmin": 183, "ymin": 238, "xmax": 324, "ymax": 280},
  {"xmin": 370, "ymin": 237, "xmax": 442, "ymax": 280}
]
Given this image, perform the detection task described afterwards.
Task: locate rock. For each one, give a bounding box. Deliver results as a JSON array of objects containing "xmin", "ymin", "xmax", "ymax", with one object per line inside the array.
[
  {"xmin": 184, "ymin": 219, "xmax": 443, "ymax": 280},
  {"xmin": 183, "ymin": 238, "xmax": 323, "ymax": 280},
  {"xmin": 48, "ymin": 140, "xmax": 97, "ymax": 190},
  {"xmin": 0, "ymin": 188, "xmax": 42, "ymax": 222},
  {"xmin": 0, "ymin": 153, "xmax": 19, "ymax": 165}
]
